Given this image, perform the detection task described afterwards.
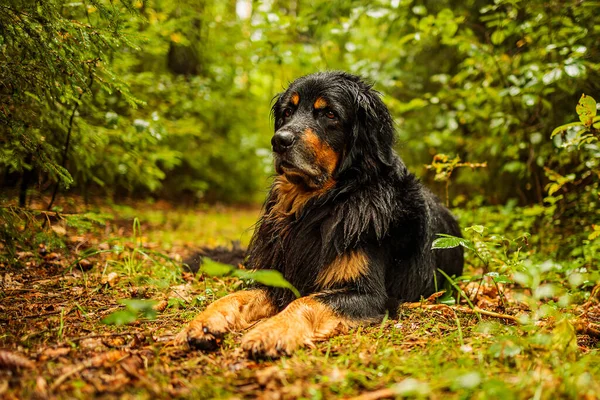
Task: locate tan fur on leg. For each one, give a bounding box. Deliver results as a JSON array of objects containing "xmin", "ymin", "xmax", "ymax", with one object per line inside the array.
[
  {"xmin": 241, "ymin": 296, "xmax": 352, "ymax": 358},
  {"xmin": 177, "ymin": 289, "xmax": 277, "ymax": 350}
]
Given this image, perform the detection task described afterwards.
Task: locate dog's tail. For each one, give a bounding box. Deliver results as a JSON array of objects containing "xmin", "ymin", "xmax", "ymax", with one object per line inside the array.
[{"xmin": 183, "ymin": 241, "xmax": 247, "ymax": 273}]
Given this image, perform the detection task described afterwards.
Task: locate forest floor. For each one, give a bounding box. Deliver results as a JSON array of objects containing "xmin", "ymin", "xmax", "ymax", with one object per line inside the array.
[{"xmin": 0, "ymin": 200, "xmax": 599, "ymax": 399}]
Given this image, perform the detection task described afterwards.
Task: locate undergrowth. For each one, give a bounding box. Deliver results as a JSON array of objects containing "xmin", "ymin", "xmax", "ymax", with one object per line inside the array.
[
  {"xmin": 0, "ymin": 97, "xmax": 598, "ymax": 398},
  {"xmin": 0, "ymin": 200, "xmax": 598, "ymax": 399}
]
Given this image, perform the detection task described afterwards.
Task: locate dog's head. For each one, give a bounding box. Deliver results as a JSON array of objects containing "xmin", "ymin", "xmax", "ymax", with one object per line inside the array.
[{"xmin": 271, "ymin": 71, "xmax": 396, "ymax": 190}]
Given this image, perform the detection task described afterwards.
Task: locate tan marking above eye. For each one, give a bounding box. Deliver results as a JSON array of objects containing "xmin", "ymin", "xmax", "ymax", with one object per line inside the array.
[
  {"xmin": 291, "ymin": 93, "xmax": 300, "ymax": 106},
  {"xmin": 314, "ymin": 97, "xmax": 328, "ymax": 109}
]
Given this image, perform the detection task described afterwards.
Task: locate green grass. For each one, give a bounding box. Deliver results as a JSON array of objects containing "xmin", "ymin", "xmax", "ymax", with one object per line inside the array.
[
  {"xmin": 112, "ymin": 203, "xmax": 260, "ymax": 249},
  {"xmin": 1, "ymin": 203, "xmax": 598, "ymax": 399}
]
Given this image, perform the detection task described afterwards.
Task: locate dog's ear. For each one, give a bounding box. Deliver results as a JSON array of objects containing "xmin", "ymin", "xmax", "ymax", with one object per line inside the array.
[{"xmin": 338, "ymin": 83, "xmax": 395, "ymax": 176}]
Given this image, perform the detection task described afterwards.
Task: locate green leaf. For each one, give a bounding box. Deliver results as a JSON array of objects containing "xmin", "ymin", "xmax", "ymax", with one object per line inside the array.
[
  {"xmin": 201, "ymin": 258, "xmax": 234, "ymax": 277},
  {"xmin": 392, "ymin": 379, "xmax": 431, "ymax": 397},
  {"xmin": 119, "ymin": 299, "xmax": 157, "ymax": 318},
  {"xmin": 551, "ymin": 122, "xmax": 583, "ymax": 138},
  {"xmin": 491, "ymin": 30, "xmax": 505, "ymax": 45},
  {"xmin": 589, "ymin": 225, "xmax": 600, "ymax": 241},
  {"xmin": 487, "ymin": 273, "xmax": 512, "ymax": 284},
  {"xmin": 101, "ymin": 310, "xmax": 137, "ymax": 326},
  {"xmin": 551, "ymin": 319, "xmax": 578, "ymax": 354},
  {"xmin": 234, "ymin": 269, "xmax": 301, "ymax": 298},
  {"xmin": 512, "ymin": 271, "xmax": 531, "ymax": 287},
  {"xmin": 102, "ymin": 299, "xmax": 158, "ymax": 325},
  {"xmin": 489, "ymin": 340, "xmax": 522, "ymax": 358},
  {"xmin": 438, "ymin": 290, "xmax": 456, "ymax": 305},
  {"xmin": 543, "ymin": 68, "xmax": 563, "ymax": 85},
  {"xmin": 201, "ymin": 259, "xmax": 300, "ymax": 297},
  {"xmin": 454, "ymin": 372, "xmax": 482, "ymax": 390},
  {"xmin": 465, "ymin": 225, "xmax": 485, "ymax": 234},
  {"xmin": 432, "ymin": 234, "xmax": 475, "ymax": 251},
  {"xmin": 24, "ymin": 91, "xmax": 41, "ymax": 102},
  {"xmin": 412, "ymin": 5, "xmax": 427, "ymax": 15},
  {"xmin": 576, "ymin": 94, "xmax": 597, "ymax": 127}
]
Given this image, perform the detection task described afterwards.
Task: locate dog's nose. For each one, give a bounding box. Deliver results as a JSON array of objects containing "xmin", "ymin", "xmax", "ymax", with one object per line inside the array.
[{"xmin": 271, "ymin": 130, "xmax": 295, "ymax": 154}]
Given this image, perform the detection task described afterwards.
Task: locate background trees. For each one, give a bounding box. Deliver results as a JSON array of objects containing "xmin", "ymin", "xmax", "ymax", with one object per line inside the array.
[
  {"xmin": 1, "ymin": 4, "xmax": 599, "ymax": 396},
  {"xmin": 1, "ymin": 0, "xmax": 598, "ymax": 210}
]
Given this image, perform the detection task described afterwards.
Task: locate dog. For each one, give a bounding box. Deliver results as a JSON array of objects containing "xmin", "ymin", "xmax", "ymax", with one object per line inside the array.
[{"xmin": 177, "ymin": 71, "xmax": 464, "ymax": 358}]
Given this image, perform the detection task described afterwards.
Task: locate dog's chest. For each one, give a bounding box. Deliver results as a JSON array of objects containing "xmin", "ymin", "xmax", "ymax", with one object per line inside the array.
[{"xmin": 257, "ymin": 212, "xmax": 335, "ymax": 294}]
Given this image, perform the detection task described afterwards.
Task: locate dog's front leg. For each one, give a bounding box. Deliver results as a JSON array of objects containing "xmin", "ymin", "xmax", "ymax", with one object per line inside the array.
[
  {"xmin": 240, "ymin": 295, "xmax": 349, "ymax": 358},
  {"xmin": 241, "ymin": 250, "xmax": 387, "ymax": 358},
  {"xmin": 177, "ymin": 289, "xmax": 277, "ymax": 350},
  {"xmin": 241, "ymin": 288, "xmax": 386, "ymax": 358}
]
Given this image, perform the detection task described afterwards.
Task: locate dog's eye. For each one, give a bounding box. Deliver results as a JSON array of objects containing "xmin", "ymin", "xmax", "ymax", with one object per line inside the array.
[
  {"xmin": 325, "ymin": 110, "xmax": 336, "ymax": 119},
  {"xmin": 283, "ymin": 108, "xmax": 292, "ymax": 118}
]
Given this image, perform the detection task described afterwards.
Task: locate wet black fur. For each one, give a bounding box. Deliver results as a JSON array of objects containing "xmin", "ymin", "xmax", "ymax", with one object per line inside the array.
[{"xmin": 247, "ymin": 71, "xmax": 464, "ymax": 321}]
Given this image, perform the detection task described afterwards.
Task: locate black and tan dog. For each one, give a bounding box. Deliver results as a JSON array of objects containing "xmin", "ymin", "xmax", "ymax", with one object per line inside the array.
[{"xmin": 177, "ymin": 72, "xmax": 464, "ymax": 358}]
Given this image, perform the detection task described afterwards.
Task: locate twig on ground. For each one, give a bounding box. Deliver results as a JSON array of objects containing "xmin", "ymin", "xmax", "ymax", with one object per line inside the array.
[
  {"xmin": 0, "ymin": 350, "xmax": 35, "ymax": 370},
  {"xmin": 67, "ymin": 332, "xmax": 137, "ymax": 342},
  {"xmin": 50, "ymin": 362, "xmax": 91, "ymax": 391},
  {"xmin": 574, "ymin": 321, "xmax": 600, "ymax": 337},
  {"xmin": 347, "ymin": 387, "xmax": 396, "ymax": 400},
  {"xmin": 51, "ymin": 350, "xmax": 129, "ymax": 391},
  {"xmin": 23, "ymin": 311, "xmax": 63, "ymax": 319},
  {"xmin": 404, "ymin": 302, "xmax": 521, "ymax": 323},
  {"xmin": 120, "ymin": 356, "xmax": 161, "ymax": 395}
]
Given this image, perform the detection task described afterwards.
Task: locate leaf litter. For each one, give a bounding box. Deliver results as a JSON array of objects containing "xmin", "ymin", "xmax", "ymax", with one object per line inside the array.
[{"xmin": 0, "ymin": 203, "xmax": 599, "ymax": 399}]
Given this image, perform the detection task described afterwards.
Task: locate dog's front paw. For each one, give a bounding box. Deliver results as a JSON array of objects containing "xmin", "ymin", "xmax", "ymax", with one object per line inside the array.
[
  {"xmin": 176, "ymin": 314, "xmax": 229, "ymax": 351},
  {"xmin": 241, "ymin": 319, "xmax": 307, "ymax": 359}
]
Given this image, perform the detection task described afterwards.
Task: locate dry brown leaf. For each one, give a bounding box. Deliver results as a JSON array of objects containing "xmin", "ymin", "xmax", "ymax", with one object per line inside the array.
[
  {"xmin": 101, "ymin": 272, "xmax": 119, "ymax": 287},
  {"xmin": 153, "ymin": 300, "xmax": 168, "ymax": 312},
  {"xmin": 79, "ymin": 338, "xmax": 107, "ymax": 351},
  {"xmin": 255, "ymin": 365, "xmax": 285, "ymax": 387},
  {"xmin": 91, "ymin": 350, "xmax": 128, "ymax": 368},
  {"xmin": 16, "ymin": 251, "xmax": 34, "ymax": 260},
  {"xmin": 169, "ymin": 284, "xmax": 194, "ymax": 303},
  {"xmin": 77, "ymin": 259, "xmax": 93, "ymax": 271},
  {"xmin": 35, "ymin": 376, "xmax": 49, "ymax": 399},
  {"xmin": 104, "ymin": 337, "xmax": 127, "ymax": 348},
  {"xmin": 41, "ymin": 347, "xmax": 71, "ymax": 360},
  {"xmin": 44, "ymin": 252, "xmax": 61, "ymax": 260},
  {"xmin": 51, "ymin": 225, "xmax": 67, "ymax": 236},
  {"xmin": 0, "ymin": 380, "xmax": 8, "ymax": 396},
  {"xmin": 0, "ymin": 350, "xmax": 35, "ymax": 370},
  {"xmin": 425, "ymin": 291, "xmax": 446, "ymax": 302}
]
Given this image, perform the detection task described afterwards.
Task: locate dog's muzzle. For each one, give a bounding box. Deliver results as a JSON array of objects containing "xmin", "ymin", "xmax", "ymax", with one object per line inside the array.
[{"xmin": 271, "ymin": 130, "xmax": 296, "ymax": 154}]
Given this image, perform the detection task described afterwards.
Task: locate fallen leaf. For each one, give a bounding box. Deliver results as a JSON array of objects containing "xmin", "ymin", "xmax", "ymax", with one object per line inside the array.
[
  {"xmin": 101, "ymin": 272, "xmax": 119, "ymax": 287},
  {"xmin": 78, "ymin": 259, "xmax": 93, "ymax": 271},
  {"xmin": 80, "ymin": 338, "xmax": 107, "ymax": 350},
  {"xmin": 44, "ymin": 252, "xmax": 61, "ymax": 260},
  {"xmin": 255, "ymin": 366, "xmax": 284, "ymax": 387},
  {"xmin": 104, "ymin": 337, "xmax": 127, "ymax": 348},
  {"xmin": 16, "ymin": 251, "xmax": 34, "ymax": 260},
  {"xmin": 153, "ymin": 300, "xmax": 168, "ymax": 312},
  {"xmin": 91, "ymin": 350, "xmax": 128, "ymax": 368},
  {"xmin": 35, "ymin": 376, "xmax": 48, "ymax": 398},
  {"xmin": 41, "ymin": 347, "xmax": 71, "ymax": 360},
  {"xmin": 51, "ymin": 224, "xmax": 67, "ymax": 236},
  {"xmin": 0, "ymin": 350, "xmax": 35, "ymax": 370},
  {"xmin": 169, "ymin": 284, "xmax": 194, "ymax": 303}
]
